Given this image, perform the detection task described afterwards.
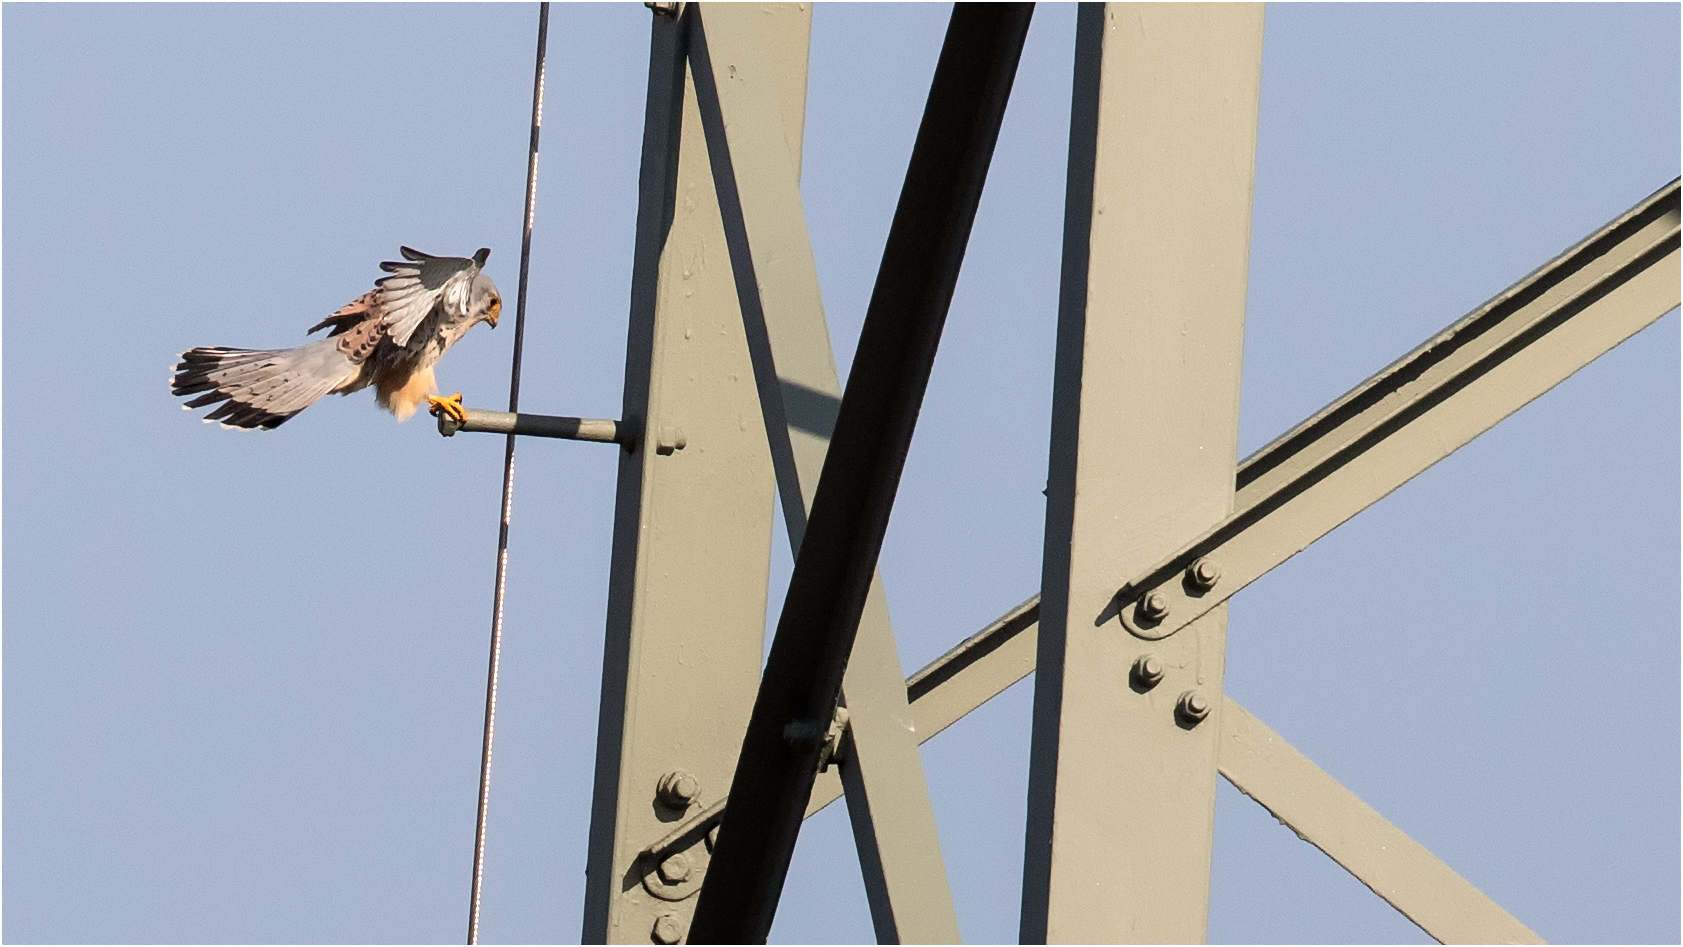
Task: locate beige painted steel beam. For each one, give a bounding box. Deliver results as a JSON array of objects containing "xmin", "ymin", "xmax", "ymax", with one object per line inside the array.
[
  {"xmin": 581, "ymin": 9, "xmax": 783, "ymax": 943},
  {"xmin": 1112, "ymin": 180, "xmax": 1682, "ymax": 644},
  {"xmin": 871, "ymin": 179, "xmax": 1680, "ymax": 762},
  {"xmin": 854, "ymin": 170, "xmax": 1683, "ymax": 941},
  {"xmin": 634, "ymin": 170, "xmax": 1676, "ymax": 944},
  {"xmin": 677, "ymin": 594, "xmax": 1541, "ymax": 944},
  {"xmin": 807, "ymin": 625, "xmax": 1547, "ymax": 944},
  {"xmin": 904, "ymin": 596, "xmax": 1041, "ymax": 744},
  {"xmin": 687, "ymin": 6, "xmax": 961, "ymax": 942},
  {"xmin": 1021, "ymin": 5, "xmax": 1264, "ymax": 942},
  {"xmin": 854, "ymin": 181, "xmax": 1675, "ymax": 944},
  {"xmin": 1219, "ymin": 699, "xmax": 1545, "ymax": 945},
  {"xmin": 842, "ymin": 177, "xmax": 1680, "ymax": 943}
]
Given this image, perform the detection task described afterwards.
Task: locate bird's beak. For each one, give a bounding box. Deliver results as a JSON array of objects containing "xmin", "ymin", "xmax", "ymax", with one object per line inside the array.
[{"xmin": 487, "ymin": 306, "xmax": 500, "ymax": 328}]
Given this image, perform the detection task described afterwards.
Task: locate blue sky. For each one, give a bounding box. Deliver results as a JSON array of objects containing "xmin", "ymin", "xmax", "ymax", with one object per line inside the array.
[{"xmin": 4, "ymin": 4, "xmax": 1677, "ymax": 944}]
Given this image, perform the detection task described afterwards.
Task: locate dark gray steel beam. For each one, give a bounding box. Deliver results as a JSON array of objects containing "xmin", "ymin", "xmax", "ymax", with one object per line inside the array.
[
  {"xmin": 686, "ymin": 5, "xmax": 1034, "ymax": 941},
  {"xmin": 688, "ymin": 6, "xmax": 962, "ymax": 941}
]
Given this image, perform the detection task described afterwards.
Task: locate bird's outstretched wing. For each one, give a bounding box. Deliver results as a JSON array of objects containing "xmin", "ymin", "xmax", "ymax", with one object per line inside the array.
[
  {"xmin": 374, "ymin": 247, "xmax": 486, "ymax": 347},
  {"xmin": 306, "ymin": 290, "xmax": 380, "ymax": 338}
]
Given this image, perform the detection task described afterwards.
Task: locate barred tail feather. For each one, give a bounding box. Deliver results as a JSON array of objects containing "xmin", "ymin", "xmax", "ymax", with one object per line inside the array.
[{"xmin": 171, "ymin": 339, "xmax": 357, "ymax": 430}]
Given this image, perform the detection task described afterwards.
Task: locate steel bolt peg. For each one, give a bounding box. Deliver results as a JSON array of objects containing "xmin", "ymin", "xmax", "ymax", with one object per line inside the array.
[
  {"xmin": 1177, "ymin": 690, "xmax": 1211, "ymax": 725},
  {"xmin": 1187, "ymin": 557, "xmax": 1221, "ymax": 591},
  {"xmin": 1139, "ymin": 590, "xmax": 1171, "ymax": 622},
  {"xmin": 658, "ymin": 851, "xmax": 692, "ymax": 885},
  {"xmin": 1132, "ymin": 654, "xmax": 1166, "ymax": 689},
  {"xmin": 656, "ymin": 770, "xmax": 700, "ymax": 809},
  {"xmin": 652, "ymin": 913, "xmax": 683, "ymax": 945},
  {"xmin": 655, "ymin": 425, "xmax": 688, "ymax": 455}
]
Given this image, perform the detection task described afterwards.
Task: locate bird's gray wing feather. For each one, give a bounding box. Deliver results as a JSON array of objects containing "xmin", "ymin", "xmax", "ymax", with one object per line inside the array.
[
  {"xmin": 375, "ymin": 247, "xmax": 479, "ymax": 348},
  {"xmin": 173, "ymin": 339, "xmax": 359, "ymax": 429}
]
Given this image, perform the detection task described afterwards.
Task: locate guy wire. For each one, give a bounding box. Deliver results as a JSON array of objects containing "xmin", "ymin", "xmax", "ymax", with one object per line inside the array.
[{"xmin": 470, "ymin": 3, "xmax": 548, "ymax": 943}]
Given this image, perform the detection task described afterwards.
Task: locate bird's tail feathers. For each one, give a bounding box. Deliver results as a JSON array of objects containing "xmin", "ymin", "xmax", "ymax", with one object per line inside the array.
[{"xmin": 171, "ymin": 338, "xmax": 358, "ymax": 430}]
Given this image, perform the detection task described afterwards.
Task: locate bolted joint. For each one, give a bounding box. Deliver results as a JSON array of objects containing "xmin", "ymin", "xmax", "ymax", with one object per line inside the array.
[
  {"xmin": 1187, "ymin": 556, "xmax": 1221, "ymax": 591},
  {"xmin": 1138, "ymin": 590, "xmax": 1171, "ymax": 622},
  {"xmin": 783, "ymin": 705, "xmax": 852, "ymax": 771},
  {"xmin": 652, "ymin": 913, "xmax": 683, "ymax": 944},
  {"xmin": 817, "ymin": 706, "xmax": 852, "ymax": 773},
  {"xmin": 1131, "ymin": 653, "xmax": 1166, "ymax": 690},
  {"xmin": 655, "ymin": 425, "xmax": 688, "ymax": 455},
  {"xmin": 656, "ymin": 770, "xmax": 700, "ymax": 809},
  {"xmin": 1176, "ymin": 690, "xmax": 1212, "ymax": 726},
  {"xmin": 782, "ymin": 717, "xmax": 826, "ymax": 752},
  {"xmin": 657, "ymin": 851, "xmax": 692, "ymax": 885}
]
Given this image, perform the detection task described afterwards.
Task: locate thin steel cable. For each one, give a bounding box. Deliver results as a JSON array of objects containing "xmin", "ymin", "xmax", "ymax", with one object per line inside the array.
[{"xmin": 469, "ymin": 4, "xmax": 548, "ymax": 943}]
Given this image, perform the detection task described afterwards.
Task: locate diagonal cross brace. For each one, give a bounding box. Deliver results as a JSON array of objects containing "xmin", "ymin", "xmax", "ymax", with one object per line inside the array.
[
  {"xmin": 1219, "ymin": 700, "xmax": 1545, "ymax": 945},
  {"xmin": 686, "ymin": 6, "xmax": 961, "ymax": 943},
  {"xmin": 893, "ymin": 641, "xmax": 1546, "ymax": 944},
  {"xmin": 889, "ymin": 179, "xmax": 1678, "ymax": 749},
  {"xmin": 687, "ymin": 6, "xmax": 1034, "ymax": 941},
  {"xmin": 1112, "ymin": 179, "xmax": 1680, "ymax": 643}
]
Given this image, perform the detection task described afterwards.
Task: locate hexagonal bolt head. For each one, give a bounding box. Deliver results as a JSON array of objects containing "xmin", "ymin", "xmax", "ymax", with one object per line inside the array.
[
  {"xmin": 657, "ymin": 851, "xmax": 692, "ymax": 885},
  {"xmin": 1177, "ymin": 690, "xmax": 1211, "ymax": 724},
  {"xmin": 1131, "ymin": 654, "xmax": 1165, "ymax": 689},
  {"xmin": 656, "ymin": 770, "xmax": 700, "ymax": 809},
  {"xmin": 1187, "ymin": 557, "xmax": 1221, "ymax": 591},
  {"xmin": 651, "ymin": 913, "xmax": 683, "ymax": 945},
  {"xmin": 1138, "ymin": 590, "xmax": 1171, "ymax": 622}
]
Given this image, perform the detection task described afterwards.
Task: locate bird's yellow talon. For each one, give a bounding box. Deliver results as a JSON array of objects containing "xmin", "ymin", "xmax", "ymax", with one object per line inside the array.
[{"xmin": 427, "ymin": 392, "xmax": 467, "ymax": 423}]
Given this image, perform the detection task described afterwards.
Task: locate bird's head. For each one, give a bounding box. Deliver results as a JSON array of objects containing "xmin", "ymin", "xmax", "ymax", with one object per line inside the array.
[{"xmin": 469, "ymin": 272, "xmax": 502, "ymax": 328}]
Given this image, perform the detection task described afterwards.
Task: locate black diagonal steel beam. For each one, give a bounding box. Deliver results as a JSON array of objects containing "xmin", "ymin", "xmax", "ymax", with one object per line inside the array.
[{"xmin": 686, "ymin": 5, "xmax": 1034, "ymax": 942}]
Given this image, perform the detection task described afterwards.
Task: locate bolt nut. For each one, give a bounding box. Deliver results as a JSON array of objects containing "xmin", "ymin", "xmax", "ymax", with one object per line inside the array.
[
  {"xmin": 1187, "ymin": 557, "xmax": 1221, "ymax": 591},
  {"xmin": 1177, "ymin": 690, "xmax": 1211, "ymax": 724},
  {"xmin": 1132, "ymin": 654, "xmax": 1165, "ymax": 689},
  {"xmin": 655, "ymin": 425, "xmax": 687, "ymax": 455},
  {"xmin": 1138, "ymin": 590, "xmax": 1171, "ymax": 622},
  {"xmin": 652, "ymin": 913, "xmax": 683, "ymax": 944},
  {"xmin": 656, "ymin": 770, "xmax": 700, "ymax": 809},
  {"xmin": 657, "ymin": 851, "xmax": 692, "ymax": 885}
]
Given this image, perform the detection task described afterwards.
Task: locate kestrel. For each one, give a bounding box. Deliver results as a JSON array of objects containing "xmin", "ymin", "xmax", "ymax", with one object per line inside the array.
[{"xmin": 171, "ymin": 247, "xmax": 501, "ymax": 429}]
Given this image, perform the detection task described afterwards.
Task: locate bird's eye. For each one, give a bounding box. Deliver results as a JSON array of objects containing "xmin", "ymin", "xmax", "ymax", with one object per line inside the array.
[{"xmin": 489, "ymin": 298, "xmax": 501, "ymax": 310}]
